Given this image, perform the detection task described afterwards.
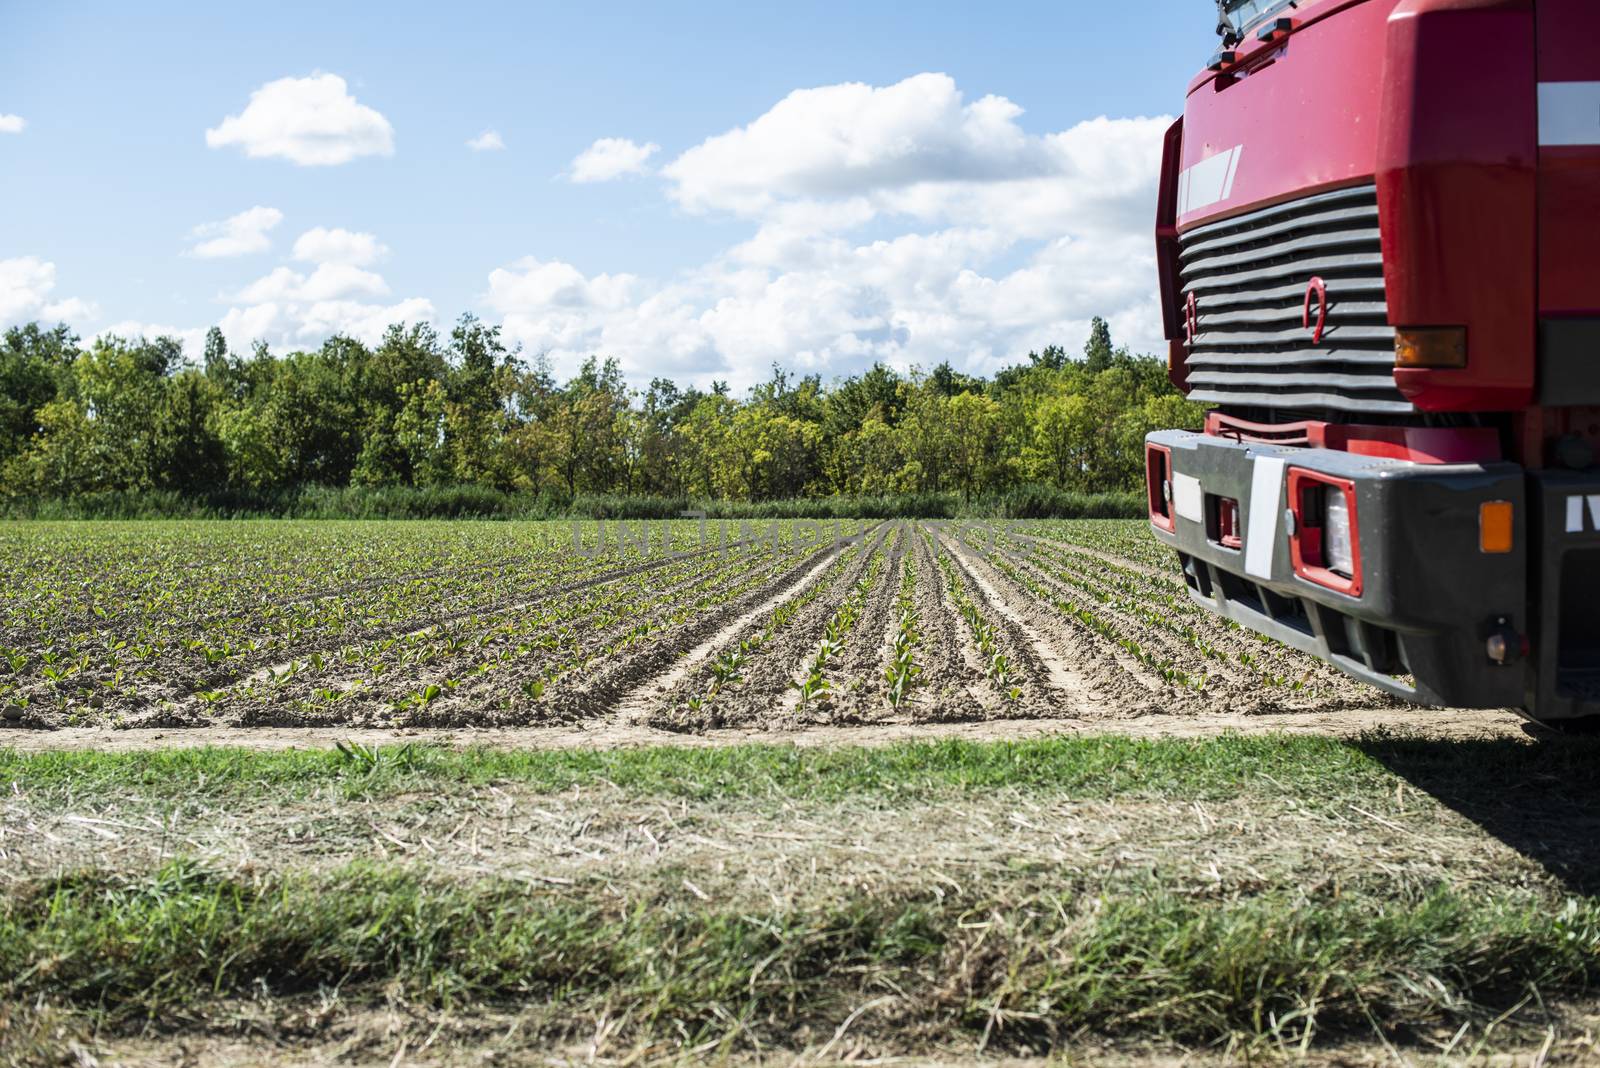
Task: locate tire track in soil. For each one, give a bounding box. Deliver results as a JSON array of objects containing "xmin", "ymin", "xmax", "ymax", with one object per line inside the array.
[
  {"xmin": 926, "ymin": 524, "xmax": 1094, "ymax": 719},
  {"xmin": 931, "ymin": 524, "xmax": 1174, "ymax": 720},
  {"xmin": 644, "ymin": 526, "xmax": 891, "ymax": 732}
]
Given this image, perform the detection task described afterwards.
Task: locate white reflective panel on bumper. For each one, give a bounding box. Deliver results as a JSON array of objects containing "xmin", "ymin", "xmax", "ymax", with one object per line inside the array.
[
  {"xmin": 1172, "ymin": 473, "xmax": 1204, "ymax": 524},
  {"xmin": 1244, "ymin": 457, "xmax": 1286, "ymax": 580}
]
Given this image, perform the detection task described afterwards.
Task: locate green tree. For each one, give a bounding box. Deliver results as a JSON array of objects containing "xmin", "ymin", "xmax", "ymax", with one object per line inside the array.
[
  {"xmin": 1084, "ymin": 316, "xmax": 1114, "ymax": 373},
  {"xmin": 0, "ymin": 323, "xmax": 77, "ymax": 472}
]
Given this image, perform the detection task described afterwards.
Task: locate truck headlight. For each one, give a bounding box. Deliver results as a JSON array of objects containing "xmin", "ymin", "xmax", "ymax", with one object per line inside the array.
[
  {"xmin": 1286, "ymin": 469, "xmax": 1362, "ymax": 597},
  {"xmin": 1323, "ymin": 488, "xmax": 1354, "ymax": 578}
]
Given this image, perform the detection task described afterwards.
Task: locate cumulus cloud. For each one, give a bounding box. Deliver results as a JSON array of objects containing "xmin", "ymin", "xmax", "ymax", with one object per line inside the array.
[
  {"xmin": 230, "ymin": 263, "xmax": 389, "ymax": 304},
  {"xmin": 185, "ymin": 206, "xmax": 284, "ymax": 258},
  {"xmin": 570, "ymin": 137, "xmax": 659, "ymax": 182},
  {"xmin": 291, "ymin": 227, "xmax": 388, "ymax": 267},
  {"xmin": 217, "ymin": 297, "xmax": 434, "ymax": 352},
  {"xmin": 0, "ymin": 114, "xmax": 24, "ymax": 134},
  {"xmin": 487, "ymin": 74, "xmax": 1170, "ymax": 388},
  {"xmin": 0, "ymin": 257, "xmax": 99, "ymax": 327},
  {"xmin": 466, "ymin": 129, "xmax": 505, "ymax": 151},
  {"xmin": 206, "ymin": 73, "xmax": 394, "ymax": 166},
  {"xmin": 662, "ymin": 72, "xmax": 1167, "ymax": 240},
  {"xmin": 95, "ymin": 321, "xmax": 208, "ymax": 356},
  {"xmin": 486, "ymin": 225, "xmax": 1157, "ymax": 389},
  {"xmin": 217, "ymin": 229, "xmax": 431, "ymax": 350}
]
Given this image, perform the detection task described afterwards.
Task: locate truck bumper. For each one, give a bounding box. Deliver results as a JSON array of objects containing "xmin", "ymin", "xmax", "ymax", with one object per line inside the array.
[{"xmin": 1145, "ymin": 429, "xmax": 1528, "ymax": 710}]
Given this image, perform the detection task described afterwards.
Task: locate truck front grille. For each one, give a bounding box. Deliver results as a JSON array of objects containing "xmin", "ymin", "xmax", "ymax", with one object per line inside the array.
[{"xmin": 1179, "ymin": 183, "xmax": 1410, "ymax": 417}]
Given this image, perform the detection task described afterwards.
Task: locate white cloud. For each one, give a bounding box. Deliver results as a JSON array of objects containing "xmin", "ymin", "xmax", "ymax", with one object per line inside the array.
[
  {"xmin": 487, "ymin": 75, "xmax": 1170, "ymax": 389},
  {"xmin": 185, "ymin": 206, "xmax": 284, "ymax": 258},
  {"xmin": 41, "ymin": 297, "xmax": 100, "ymax": 322},
  {"xmin": 206, "ymin": 73, "xmax": 394, "ymax": 166},
  {"xmin": 570, "ymin": 137, "xmax": 659, "ymax": 182},
  {"xmin": 483, "ymin": 224, "xmax": 1157, "ymax": 390},
  {"xmin": 218, "ymin": 230, "xmax": 431, "ymax": 350},
  {"xmin": 291, "ymin": 227, "xmax": 388, "ymax": 267},
  {"xmin": 218, "ymin": 297, "xmax": 434, "ymax": 351},
  {"xmin": 665, "ymin": 74, "xmax": 1037, "ymax": 214},
  {"xmin": 0, "ymin": 114, "xmax": 25, "ymax": 134},
  {"xmin": 467, "ymin": 129, "xmax": 505, "ymax": 152},
  {"xmin": 230, "ymin": 263, "xmax": 389, "ymax": 304},
  {"xmin": 661, "ymin": 73, "xmax": 1167, "ymax": 241},
  {"xmin": 0, "ymin": 257, "xmax": 57, "ymax": 322},
  {"xmin": 95, "ymin": 321, "xmax": 208, "ymax": 357},
  {"xmin": 0, "ymin": 257, "xmax": 99, "ymax": 327}
]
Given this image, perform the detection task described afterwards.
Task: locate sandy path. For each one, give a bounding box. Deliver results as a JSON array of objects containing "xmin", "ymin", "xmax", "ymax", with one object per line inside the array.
[{"xmin": 0, "ymin": 706, "xmax": 1530, "ymax": 752}]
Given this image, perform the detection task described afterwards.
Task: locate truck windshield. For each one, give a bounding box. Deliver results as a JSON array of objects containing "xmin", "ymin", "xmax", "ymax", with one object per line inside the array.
[{"xmin": 1216, "ymin": 0, "xmax": 1294, "ymax": 42}]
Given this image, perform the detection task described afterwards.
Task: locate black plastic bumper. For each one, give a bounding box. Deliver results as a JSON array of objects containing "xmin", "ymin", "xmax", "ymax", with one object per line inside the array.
[{"xmin": 1146, "ymin": 430, "xmax": 1529, "ymax": 710}]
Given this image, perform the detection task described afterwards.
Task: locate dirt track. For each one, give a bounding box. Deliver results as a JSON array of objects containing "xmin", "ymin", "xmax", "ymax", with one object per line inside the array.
[{"xmin": 0, "ymin": 707, "xmax": 1530, "ymax": 753}]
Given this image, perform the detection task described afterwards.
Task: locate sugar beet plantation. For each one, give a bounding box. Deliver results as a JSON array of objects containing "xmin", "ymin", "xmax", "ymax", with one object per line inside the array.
[{"xmin": 0, "ymin": 518, "xmax": 1400, "ymax": 732}]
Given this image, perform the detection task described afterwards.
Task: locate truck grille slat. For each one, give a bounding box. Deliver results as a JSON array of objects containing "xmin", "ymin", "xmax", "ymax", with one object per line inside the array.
[
  {"xmin": 1187, "ymin": 370, "xmax": 1406, "ymax": 391},
  {"xmin": 1185, "ymin": 251, "xmax": 1385, "ymax": 293},
  {"xmin": 1181, "ymin": 185, "xmax": 1378, "ymax": 243},
  {"xmin": 1179, "ymin": 182, "xmax": 1408, "ymax": 417},
  {"xmin": 1188, "ymin": 348, "xmax": 1397, "ymax": 368},
  {"xmin": 1198, "ymin": 301, "xmax": 1389, "ymax": 329},
  {"xmin": 1191, "ymin": 323, "xmax": 1395, "ymax": 347},
  {"xmin": 1181, "ymin": 227, "xmax": 1383, "ymax": 280},
  {"xmin": 1181, "ymin": 203, "xmax": 1383, "ymax": 259},
  {"xmin": 1186, "ymin": 388, "xmax": 1416, "ymax": 415}
]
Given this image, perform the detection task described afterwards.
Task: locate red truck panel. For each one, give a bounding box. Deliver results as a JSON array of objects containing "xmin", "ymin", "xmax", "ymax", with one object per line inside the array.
[
  {"xmin": 1537, "ymin": 0, "xmax": 1600, "ymax": 317},
  {"xmin": 1172, "ymin": 0, "xmax": 1551, "ymax": 416},
  {"xmin": 1380, "ymin": 0, "xmax": 1537, "ymax": 412},
  {"xmin": 1175, "ymin": 0, "xmax": 1394, "ymax": 231}
]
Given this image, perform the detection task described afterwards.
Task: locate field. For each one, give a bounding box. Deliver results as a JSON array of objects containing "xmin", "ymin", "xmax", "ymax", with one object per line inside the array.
[
  {"xmin": 0, "ymin": 517, "xmax": 1448, "ymax": 737},
  {"xmin": 8, "ymin": 518, "xmax": 1585, "ymax": 1067}
]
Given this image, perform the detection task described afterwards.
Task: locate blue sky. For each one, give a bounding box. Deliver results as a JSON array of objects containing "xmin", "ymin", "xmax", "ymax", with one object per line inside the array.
[{"xmin": 2, "ymin": 1, "xmax": 1216, "ymax": 388}]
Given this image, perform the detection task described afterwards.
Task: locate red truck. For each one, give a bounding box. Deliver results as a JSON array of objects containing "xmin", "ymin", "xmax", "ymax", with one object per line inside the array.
[{"xmin": 1147, "ymin": 0, "xmax": 1600, "ymax": 727}]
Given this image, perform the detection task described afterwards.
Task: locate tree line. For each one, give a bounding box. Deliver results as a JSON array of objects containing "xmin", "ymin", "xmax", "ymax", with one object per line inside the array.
[{"xmin": 0, "ymin": 314, "xmax": 1203, "ymax": 506}]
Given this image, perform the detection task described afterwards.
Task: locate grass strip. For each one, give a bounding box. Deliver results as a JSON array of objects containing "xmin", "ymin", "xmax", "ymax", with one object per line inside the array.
[
  {"xmin": 4, "ymin": 859, "xmax": 1599, "ymax": 1049},
  {"xmin": 3, "ymin": 732, "xmax": 1598, "ymax": 806}
]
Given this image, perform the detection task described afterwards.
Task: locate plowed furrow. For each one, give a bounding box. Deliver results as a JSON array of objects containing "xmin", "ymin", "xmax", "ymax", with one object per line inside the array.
[
  {"xmin": 992, "ymin": 528, "xmax": 1393, "ymax": 707},
  {"xmin": 648, "ymin": 528, "xmax": 888, "ymax": 732}
]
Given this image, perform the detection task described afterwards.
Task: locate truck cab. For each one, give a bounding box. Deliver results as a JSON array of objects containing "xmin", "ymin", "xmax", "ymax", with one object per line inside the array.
[{"xmin": 1147, "ymin": 0, "xmax": 1600, "ymax": 724}]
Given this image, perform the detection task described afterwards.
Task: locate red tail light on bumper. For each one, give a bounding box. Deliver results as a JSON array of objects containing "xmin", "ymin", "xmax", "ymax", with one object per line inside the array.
[{"xmin": 1147, "ymin": 443, "xmax": 1175, "ymax": 532}]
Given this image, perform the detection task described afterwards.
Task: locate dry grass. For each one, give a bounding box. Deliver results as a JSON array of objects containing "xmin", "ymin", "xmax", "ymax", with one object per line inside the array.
[{"xmin": 5, "ymin": 733, "xmax": 1600, "ymax": 1064}]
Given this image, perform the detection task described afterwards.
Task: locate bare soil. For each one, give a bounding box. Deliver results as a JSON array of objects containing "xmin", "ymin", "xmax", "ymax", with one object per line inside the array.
[{"xmin": 0, "ymin": 706, "xmax": 1529, "ymax": 754}]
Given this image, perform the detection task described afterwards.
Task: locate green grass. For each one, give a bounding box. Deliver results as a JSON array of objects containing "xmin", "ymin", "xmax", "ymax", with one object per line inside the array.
[
  {"xmin": 4, "ymin": 859, "xmax": 1598, "ymax": 1050},
  {"xmin": 5, "ymin": 731, "xmax": 1597, "ymax": 807},
  {"xmin": 0, "ymin": 733, "xmax": 1453, "ymax": 803}
]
